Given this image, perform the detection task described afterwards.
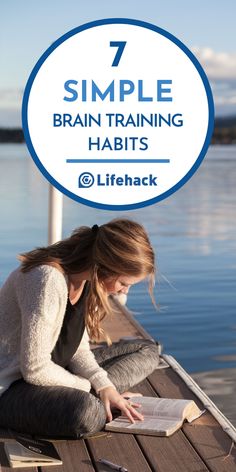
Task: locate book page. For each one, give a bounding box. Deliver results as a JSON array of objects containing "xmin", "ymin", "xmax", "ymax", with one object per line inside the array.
[
  {"xmin": 131, "ymin": 397, "xmax": 195, "ymax": 420},
  {"xmin": 106, "ymin": 415, "xmax": 183, "ymax": 436},
  {"xmin": 113, "ymin": 416, "xmax": 181, "ymax": 431},
  {"xmin": 185, "ymin": 405, "xmax": 206, "ymax": 422}
]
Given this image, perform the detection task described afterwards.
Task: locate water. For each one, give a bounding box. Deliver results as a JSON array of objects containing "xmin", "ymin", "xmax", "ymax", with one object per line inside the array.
[{"xmin": 0, "ymin": 144, "xmax": 235, "ymax": 425}]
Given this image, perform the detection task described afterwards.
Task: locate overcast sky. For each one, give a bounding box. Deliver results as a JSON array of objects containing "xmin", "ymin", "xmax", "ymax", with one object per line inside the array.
[{"xmin": 1, "ymin": 0, "xmax": 236, "ymax": 126}]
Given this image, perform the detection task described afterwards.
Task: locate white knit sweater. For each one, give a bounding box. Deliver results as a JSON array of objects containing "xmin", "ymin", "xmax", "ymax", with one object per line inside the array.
[{"xmin": 0, "ymin": 265, "xmax": 115, "ymax": 397}]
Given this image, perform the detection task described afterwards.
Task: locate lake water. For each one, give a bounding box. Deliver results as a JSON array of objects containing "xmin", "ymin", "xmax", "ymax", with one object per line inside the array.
[{"xmin": 0, "ymin": 144, "xmax": 235, "ymax": 425}]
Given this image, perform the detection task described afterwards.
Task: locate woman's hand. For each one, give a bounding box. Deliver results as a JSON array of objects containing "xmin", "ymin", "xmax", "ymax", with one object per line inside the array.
[{"xmin": 98, "ymin": 386, "xmax": 144, "ymax": 423}]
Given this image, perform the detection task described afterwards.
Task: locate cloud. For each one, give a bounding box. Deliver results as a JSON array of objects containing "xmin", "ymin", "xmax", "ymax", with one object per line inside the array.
[
  {"xmin": 191, "ymin": 47, "xmax": 236, "ymax": 115},
  {"xmin": 0, "ymin": 108, "xmax": 21, "ymax": 127},
  {"xmin": 211, "ymin": 80, "xmax": 236, "ymax": 107},
  {"xmin": 191, "ymin": 47, "xmax": 236, "ymax": 80},
  {"xmin": 0, "ymin": 89, "xmax": 23, "ymax": 126},
  {"xmin": 0, "ymin": 88, "xmax": 23, "ymax": 108},
  {"xmin": 1, "ymin": 48, "xmax": 236, "ymax": 125}
]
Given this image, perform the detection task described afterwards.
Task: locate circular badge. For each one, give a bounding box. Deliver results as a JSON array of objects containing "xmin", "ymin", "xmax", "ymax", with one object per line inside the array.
[{"xmin": 22, "ymin": 18, "xmax": 214, "ymax": 210}]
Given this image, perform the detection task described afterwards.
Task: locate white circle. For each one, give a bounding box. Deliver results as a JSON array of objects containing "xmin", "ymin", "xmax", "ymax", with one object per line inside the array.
[{"xmin": 23, "ymin": 20, "xmax": 214, "ymax": 210}]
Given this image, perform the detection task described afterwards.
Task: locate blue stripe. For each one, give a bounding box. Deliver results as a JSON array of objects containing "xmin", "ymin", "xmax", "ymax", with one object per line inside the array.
[{"xmin": 66, "ymin": 159, "xmax": 170, "ymax": 163}]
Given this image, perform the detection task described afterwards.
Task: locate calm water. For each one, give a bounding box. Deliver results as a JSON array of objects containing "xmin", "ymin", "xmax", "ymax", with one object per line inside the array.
[{"xmin": 0, "ymin": 144, "xmax": 236, "ymax": 425}]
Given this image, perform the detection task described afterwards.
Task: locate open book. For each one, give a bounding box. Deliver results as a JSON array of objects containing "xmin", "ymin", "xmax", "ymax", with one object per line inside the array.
[
  {"xmin": 4, "ymin": 433, "xmax": 62, "ymax": 468},
  {"xmin": 105, "ymin": 396, "xmax": 205, "ymax": 437}
]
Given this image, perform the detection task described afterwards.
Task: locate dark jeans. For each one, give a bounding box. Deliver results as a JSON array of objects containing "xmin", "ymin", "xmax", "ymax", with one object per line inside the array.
[{"xmin": 0, "ymin": 339, "xmax": 159, "ymax": 438}]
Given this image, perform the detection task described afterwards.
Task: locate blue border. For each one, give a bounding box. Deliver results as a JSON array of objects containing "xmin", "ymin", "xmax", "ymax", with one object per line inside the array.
[{"xmin": 22, "ymin": 18, "xmax": 214, "ymax": 211}]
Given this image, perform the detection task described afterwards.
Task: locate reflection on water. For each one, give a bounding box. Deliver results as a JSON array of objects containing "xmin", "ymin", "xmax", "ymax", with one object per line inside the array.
[
  {"xmin": 0, "ymin": 144, "xmax": 235, "ymax": 424},
  {"xmin": 193, "ymin": 369, "xmax": 236, "ymax": 427}
]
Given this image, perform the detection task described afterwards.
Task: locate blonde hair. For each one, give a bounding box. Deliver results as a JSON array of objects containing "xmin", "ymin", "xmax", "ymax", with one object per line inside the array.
[{"xmin": 18, "ymin": 218, "xmax": 156, "ymax": 340}]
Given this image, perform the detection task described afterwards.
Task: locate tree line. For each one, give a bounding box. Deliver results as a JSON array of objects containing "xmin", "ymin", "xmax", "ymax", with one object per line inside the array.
[{"xmin": 0, "ymin": 116, "xmax": 236, "ymax": 144}]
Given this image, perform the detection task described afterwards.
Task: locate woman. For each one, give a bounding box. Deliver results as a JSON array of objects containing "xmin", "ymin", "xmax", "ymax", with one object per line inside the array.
[{"xmin": 0, "ymin": 218, "xmax": 160, "ymax": 438}]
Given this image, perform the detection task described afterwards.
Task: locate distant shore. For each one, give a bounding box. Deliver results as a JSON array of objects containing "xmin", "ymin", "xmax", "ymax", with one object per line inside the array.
[
  {"xmin": 0, "ymin": 116, "xmax": 236, "ymax": 144},
  {"xmin": 0, "ymin": 128, "xmax": 25, "ymax": 143},
  {"xmin": 211, "ymin": 115, "xmax": 236, "ymax": 144}
]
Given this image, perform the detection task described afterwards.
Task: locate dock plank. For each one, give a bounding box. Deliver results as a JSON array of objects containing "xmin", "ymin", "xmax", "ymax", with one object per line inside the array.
[
  {"xmin": 87, "ymin": 433, "xmax": 152, "ymax": 472},
  {"xmin": 184, "ymin": 424, "xmax": 236, "ymax": 472},
  {"xmin": 148, "ymin": 368, "xmax": 236, "ymax": 470},
  {"xmin": 131, "ymin": 379, "xmax": 210, "ymax": 471},
  {"xmin": 41, "ymin": 440, "xmax": 95, "ymax": 472},
  {"xmin": 136, "ymin": 434, "xmax": 209, "ymax": 472}
]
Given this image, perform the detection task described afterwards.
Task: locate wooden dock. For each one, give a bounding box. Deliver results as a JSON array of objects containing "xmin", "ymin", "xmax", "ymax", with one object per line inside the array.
[{"xmin": 0, "ymin": 299, "xmax": 236, "ymax": 471}]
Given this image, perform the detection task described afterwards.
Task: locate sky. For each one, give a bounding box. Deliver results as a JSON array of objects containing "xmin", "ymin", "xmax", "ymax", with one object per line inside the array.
[{"xmin": 1, "ymin": 0, "xmax": 236, "ymax": 126}]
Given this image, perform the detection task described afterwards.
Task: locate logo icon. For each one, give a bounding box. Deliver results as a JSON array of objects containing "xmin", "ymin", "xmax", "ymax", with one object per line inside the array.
[{"xmin": 78, "ymin": 172, "xmax": 94, "ymax": 188}]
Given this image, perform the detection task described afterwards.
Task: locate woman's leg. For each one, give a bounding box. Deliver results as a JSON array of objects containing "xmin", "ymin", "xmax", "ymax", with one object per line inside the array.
[
  {"xmin": 93, "ymin": 339, "xmax": 160, "ymax": 393},
  {"xmin": 0, "ymin": 340, "xmax": 159, "ymax": 437},
  {"xmin": 0, "ymin": 379, "xmax": 106, "ymax": 438}
]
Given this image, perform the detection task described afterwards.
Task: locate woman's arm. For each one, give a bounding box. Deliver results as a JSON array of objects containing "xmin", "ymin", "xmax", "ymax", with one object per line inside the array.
[
  {"xmin": 68, "ymin": 329, "xmax": 115, "ymax": 392},
  {"xmin": 68, "ymin": 330, "xmax": 144, "ymax": 423},
  {"xmin": 16, "ymin": 266, "xmax": 91, "ymax": 392}
]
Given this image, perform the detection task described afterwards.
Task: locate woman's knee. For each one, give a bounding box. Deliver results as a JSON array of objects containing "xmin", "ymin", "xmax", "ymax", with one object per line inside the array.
[
  {"xmin": 0, "ymin": 380, "xmax": 106, "ymax": 437},
  {"xmin": 139, "ymin": 340, "xmax": 160, "ymax": 365},
  {"xmin": 106, "ymin": 340, "xmax": 160, "ymax": 393},
  {"xmin": 71, "ymin": 390, "xmax": 106, "ymax": 436},
  {"xmin": 36, "ymin": 385, "xmax": 107, "ymax": 437}
]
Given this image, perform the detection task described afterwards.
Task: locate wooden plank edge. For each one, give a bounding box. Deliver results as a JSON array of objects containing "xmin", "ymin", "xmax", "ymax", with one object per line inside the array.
[
  {"xmin": 110, "ymin": 296, "xmax": 154, "ymax": 341},
  {"xmin": 163, "ymin": 355, "xmax": 236, "ymax": 444},
  {"xmin": 110, "ymin": 297, "xmax": 165, "ymax": 358}
]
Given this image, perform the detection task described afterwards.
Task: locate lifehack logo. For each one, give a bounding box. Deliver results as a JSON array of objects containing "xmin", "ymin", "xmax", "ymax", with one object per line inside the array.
[
  {"xmin": 78, "ymin": 172, "xmax": 95, "ymax": 188},
  {"xmin": 78, "ymin": 172, "xmax": 158, "ymax": 188}
]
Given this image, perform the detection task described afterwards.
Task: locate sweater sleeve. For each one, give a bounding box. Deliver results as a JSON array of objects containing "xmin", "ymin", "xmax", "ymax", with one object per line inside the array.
[
  {"xmin": 16, "ymin": 266, "xmax": 91, "ymax": 392},
  {"xmin": 68, "ymin": 329, "xmax": 116, "ymax": 393}
]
